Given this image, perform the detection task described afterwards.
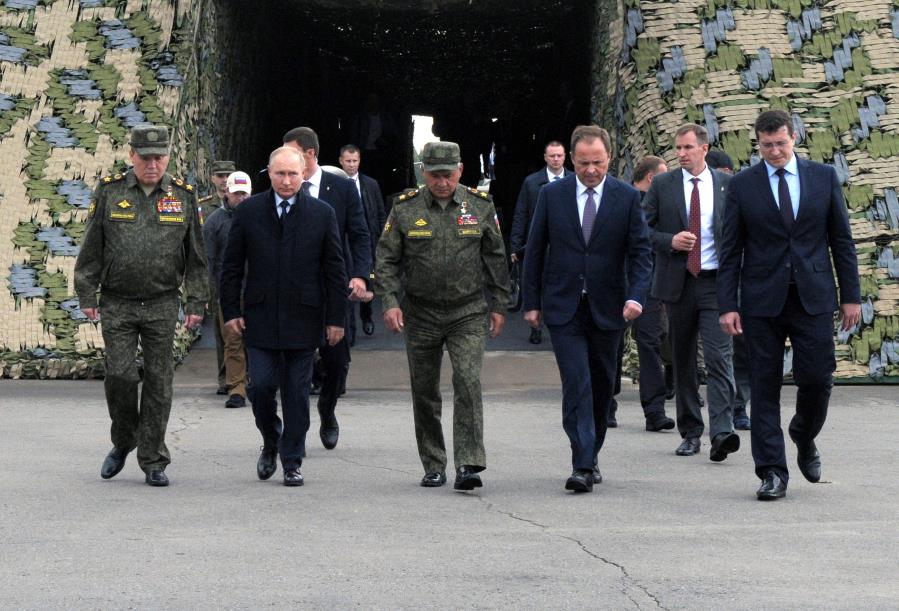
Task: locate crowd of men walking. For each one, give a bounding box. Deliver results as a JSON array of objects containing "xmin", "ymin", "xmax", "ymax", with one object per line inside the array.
[{"xmin": 74, "ymin": 109, "xmax": 860, "ymax": 501}]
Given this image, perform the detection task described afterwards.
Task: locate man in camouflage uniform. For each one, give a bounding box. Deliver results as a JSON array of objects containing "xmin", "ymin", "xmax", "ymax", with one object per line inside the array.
[
  {"xmin": 74, "ymin": 124, "xmax": 208, "ymax": 487},
  {"xmin": 199, "ymin": 159, "xmax": 236, "ymax": 395},
  {"xmin": 374, "ymin": 141, "xmax": 510, "ymax": 490}
]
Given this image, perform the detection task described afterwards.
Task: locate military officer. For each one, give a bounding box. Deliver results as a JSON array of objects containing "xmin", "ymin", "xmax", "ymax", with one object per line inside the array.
[
  {"xmin": 74, "ymin": 124, "xmax": 208, "ymax": 487},
  {"xmin": 199, "ymin": 159, "xmax": 236, "ymax": 395},
  {"xmin": 374, "ymin": 141, "xmax": 510, "ymax": 491}
]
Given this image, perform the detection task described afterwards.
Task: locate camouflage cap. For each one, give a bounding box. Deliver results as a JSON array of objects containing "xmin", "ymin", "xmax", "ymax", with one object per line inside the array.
[
  {"xmin": 421, "ymin": 141, "xmax": 461, "ymax": 172},
  {"xmin": 129, "ymin": 124, "xmax": 170, "ymax": 156},
  {"xmin": 211, "ymin": 160, "xmax": 237, "ymax": 174}
]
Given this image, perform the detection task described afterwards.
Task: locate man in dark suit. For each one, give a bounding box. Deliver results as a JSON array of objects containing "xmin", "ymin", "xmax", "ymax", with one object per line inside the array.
[
  {"xmin": 339, "ymin": 144, "xmax": 386, "ymax": 337},
  {"xmin": 220, "ymin": 147, "xmax": 348, "ymax": 486},
  {"xmin": 522, "ymin": 125, "xmax": 652, "ymax": 493},
  {"xmin": 644, "ymin": 124, "xmax": 740, "ymax": 463},
  {"xmin": 510, "ymin": 140, "xmax": 570, "ymax": 344},
  {"xmin": 283, "ymin": 128, "xmax": 371, "ymax": 452},
  {"xmin": 718, "ymin": 109, "xmax": 860, "ymax": 500}
]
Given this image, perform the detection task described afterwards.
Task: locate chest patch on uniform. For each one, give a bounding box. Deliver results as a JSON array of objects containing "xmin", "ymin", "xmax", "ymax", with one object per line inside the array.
[
  {"xmin": 407, "ymin": 229, "xmax": 433, "ymax": 238},
  {"xmin": 457, "ymin": 214, "xmax": 479, "ymax": 226},
  {"xmin": 414, "ymin": 218, "xmax": 428, "ymax": 227},
  {"xmin": 116, "ymin": 199, "xmax": 131, "ymax": 209},
  {"xmin": 457, "ymin": 228, "xmax": 481, "ymax": 237},
  {"xmin": 157, "ymin": 196, "xmax": 185, "ymax": 224},
  {"xmin": 109, "ymin": 208, "xmax": 136, "ymax": 222}
]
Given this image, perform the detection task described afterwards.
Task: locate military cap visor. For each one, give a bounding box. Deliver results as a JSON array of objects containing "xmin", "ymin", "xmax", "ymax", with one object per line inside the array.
[
  {"xmin": 211, "ymin": 160, "xmax": 237, "ymax": 174},
  {"xmin": 130, "ymin": 125, "xmax": 170, "ymax": 155},
  {"xmin": 421, "ymin": 141, "xmax": 462, "ymax": 172}
]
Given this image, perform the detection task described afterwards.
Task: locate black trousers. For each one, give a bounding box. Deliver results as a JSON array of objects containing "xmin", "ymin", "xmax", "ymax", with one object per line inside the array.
[
  {"xmin": 632, "ymin": 296, "xmax": 668, "ymax": 417},
  {"xmin": 742, "ymin": 285, "xmax": 835, "ymax": 483},
  {"xmin": 317, "ymin": 338, "xmax": 350, "ymax": 425}
]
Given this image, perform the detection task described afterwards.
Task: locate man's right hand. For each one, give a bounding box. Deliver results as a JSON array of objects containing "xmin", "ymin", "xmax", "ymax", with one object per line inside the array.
[
  {"xmin": 82, "ymin": 307, "xmax": 99, "ymax": 322},
  {"xmin": 524, "ymin": 309, "xmax": 541, "ymax": 329},
  {"xmin": 671, "ymin": 231, "xmax": 697, "ymax": 252},
  {"xmin": 225, "ymin": 317, "xmax": 246, "ymax": 336},
  {"xmin": 719, "ymin": 311, "xmax": 742, "ymax": 336},
  {"xmin": 383, "ymin": 307, "xmax": 404, "ymax": 333}
]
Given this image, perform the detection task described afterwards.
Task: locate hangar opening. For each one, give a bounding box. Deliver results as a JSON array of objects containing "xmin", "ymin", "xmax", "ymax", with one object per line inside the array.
[{"xmin": 211, "ymin": 0, "xmax": 597, "ymax": 221}]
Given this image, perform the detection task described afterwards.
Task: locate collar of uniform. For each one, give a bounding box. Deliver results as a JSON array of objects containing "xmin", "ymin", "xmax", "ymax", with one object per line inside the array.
[
  {"xmin": 423, "ymin": 185, "xmax": 463, "ymax": 209},
  {"xmin": 125, "ymin": 170, "xmax": 169, "ymax": 193}
]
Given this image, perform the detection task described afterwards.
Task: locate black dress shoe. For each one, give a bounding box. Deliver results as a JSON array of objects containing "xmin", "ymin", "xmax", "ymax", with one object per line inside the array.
[
  {"xmin": 592, "ymin": 464, "xmax": 602, "ymax": 484},
  {"xmin": 733, "ymin": 407, "xmax": 751, "ymax": 430},
  {"xmin": 420, "ymin": 471, "xmax": 447, "ymax": 487},
  {"xmin": 796, "ymin": 440, "xmax": 821, "ymax": 483},
  {"xmin": 565, "ymin": 469, "xmax": 593, "ymax": 493},
  {"xmin": 645, "ymin": 414, "xmax": 675, "ymax": 432},
  {"xmin": 528, "ymin": 327, "xmax": 542, "ymax": 344},
  {"xmin": 320, "ymin": 424, "xmax": 339, "ymax": 450},
  {"xmin": 225, "ymin": 393, "xmax": 246, "ymax": 408},
  {"xmin": 675, "ymin": 437, "xmax": 701, "ymax": 456},
  {"xmin": 756, "ymin": 471, "xmax": 787, "ymax": 500},
  {"xmin": 100, "ymin": 447, "xmax": 130, "ymax": 479},
  {"xmin": 454, "ymin": 466, "xmax": 483, "ymax": 490},
  {"xmin": 283, "ymin": 468, "xmax": 304, "ymax": 486},
  {"xmin": 257, "ymin": 447, "xmax": 277, "ymax": 480},
  {"xmin": 145, "ymin": 470, "xmax": 169, "ymax": 487},
  {"xmin": 362, "ymin": 320, "xmax": 375, "ymax": 335},
  {"xmin": 607, "ymin": 399, "xmax": 618, "ymax": 428},
  {"xmin": 709, "ymin": 431, "xmax": 740, "ymax": 462}
]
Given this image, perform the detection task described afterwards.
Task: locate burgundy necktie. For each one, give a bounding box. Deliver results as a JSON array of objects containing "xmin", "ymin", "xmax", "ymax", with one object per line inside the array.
[
  {"xmin": 776, "ymin": 168, "xmax": 794, "ymax": 231},
  {"xmin": 582, "ymin": 188, "xmax": 597, "ymax": 243},
  {"xmin": 687, "ymin": 177, "xmax": 701, "ymax": 277}
]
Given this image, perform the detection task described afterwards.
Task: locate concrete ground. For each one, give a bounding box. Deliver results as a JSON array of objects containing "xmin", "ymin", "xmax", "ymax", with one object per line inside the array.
[{"xmin": 1, "ymin": 347, "xmax": 898, "ymax": 610}]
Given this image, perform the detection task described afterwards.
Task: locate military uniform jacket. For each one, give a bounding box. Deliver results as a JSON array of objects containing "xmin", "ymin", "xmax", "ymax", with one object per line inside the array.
[
  {"xmin": 374, "ymin": 185, "xmax": 510, "ymax": 313},
  {"xmin": 74, "ymin": 171, "xmax": 209, "ymax": 315}
]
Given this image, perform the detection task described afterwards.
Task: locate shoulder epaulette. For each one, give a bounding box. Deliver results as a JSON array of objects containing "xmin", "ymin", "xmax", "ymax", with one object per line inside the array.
[
  {"xmin": 100, "ymin": 173, "xmax": 125, "ymax": 185},
  {"xmin": 396, "ymin": 188, "xmax": 420, "ymax": 203},
  {"xmin": 172, "ymin": 177, "xmax": 194, "ymax": 193},
  {"xmin": 467, "ymin": 187, "xmax": 492, "ymax": 201}
]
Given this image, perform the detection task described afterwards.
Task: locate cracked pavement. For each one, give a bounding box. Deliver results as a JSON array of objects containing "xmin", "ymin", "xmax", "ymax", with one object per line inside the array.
[{"xmin": 2, "ymin": 348, "xmax": 897, "ymax": 609}]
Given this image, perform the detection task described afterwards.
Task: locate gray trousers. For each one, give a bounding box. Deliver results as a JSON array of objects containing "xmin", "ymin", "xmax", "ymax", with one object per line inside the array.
[{"xmin": 667, "ymin": 274, "xmax": 735, "ymax": 440}]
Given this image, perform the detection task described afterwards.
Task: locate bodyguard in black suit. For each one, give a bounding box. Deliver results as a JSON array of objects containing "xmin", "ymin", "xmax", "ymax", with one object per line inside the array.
[
  {"xmin": 511, "ymin": 141, "xmax": 570, "ymax": 345},
  {"xmin": 339, "ymin": 144, "xmax": 386, "ymax": 336},
  {"xmin": 283, "ymin": 128, "xmax": 372, "ymax": 452},
  {"xmin": 718, "ymin": 110, "xmax": 860, "ymax": 500},
  {"xmin": 523, "ymin": 126, "xmax": 652, "ymax": 492},
  {"xmin": 220, "ymin": 147, "xmax": 348, "ymax": 486},
  {"xmin": 644, "ymin": 124, "xmax": 739, "ymax": 463}
]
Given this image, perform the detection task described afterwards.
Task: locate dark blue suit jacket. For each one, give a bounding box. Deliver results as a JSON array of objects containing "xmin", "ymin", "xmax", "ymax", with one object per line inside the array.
[
  {"xmin": 717, "ymin": 157, "xmax": 859, "ymax": 317},
  {"xmin": 318, "ymin": 171, "xmax": 372, "ymax": 281},
  {"xmin": 510, "ymin": 167, "xmax": 571, "ymax": 255},
  {"xmin": 219, "ymin": 189, "xmax": 348, "ymax": 350},
  {"xmin": 522, "ymin": 174, "xmax": 653, "ymax": 330}
]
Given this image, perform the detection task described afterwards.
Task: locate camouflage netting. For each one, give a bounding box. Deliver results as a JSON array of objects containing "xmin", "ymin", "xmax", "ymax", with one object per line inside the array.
[
  {"xmin": 0, "ymin": 0, "xmax": 217, "ymax": 379},
  {"xmin": 601, "ymin": 0, "xmax": 899, "ymax": 383}
]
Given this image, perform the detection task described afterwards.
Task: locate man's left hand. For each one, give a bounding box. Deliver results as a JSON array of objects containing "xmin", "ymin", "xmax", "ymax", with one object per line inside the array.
[
  {"xmin": 348, "ymin": 277, "xmax": 367, "ymax": 300},
  {"xmin": 489, "ymin": 312, "xmax": 505, "ymax": 339},
  {"xmin": 840, "ymin": 303, "xmax": 861, "ymax": 332},
  {"xmin": 623, "ymin": 301, "xmax": 642, "ymax": 322},
  {"xmin": 326, "ymin": 325, "xmax": 345, "ymax": 346},
  {"xmin": 184, "ymin": 314, "xmax": 203, "ymax": 330}
]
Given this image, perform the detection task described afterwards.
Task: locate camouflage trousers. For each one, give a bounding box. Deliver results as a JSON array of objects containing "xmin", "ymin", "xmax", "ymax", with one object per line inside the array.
[
  {"xmin": 403, "ymin": 298, "xmax": 487, "ymax": 474},
  {"xmin": 100, "ymin": 294, "xmax": 179, "ymax": 472}
]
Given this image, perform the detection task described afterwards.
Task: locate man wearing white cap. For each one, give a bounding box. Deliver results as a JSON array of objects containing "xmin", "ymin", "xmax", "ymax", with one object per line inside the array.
[{"xmin": 203, "ymin": 171, "xmax": 252, "ymax": 408}]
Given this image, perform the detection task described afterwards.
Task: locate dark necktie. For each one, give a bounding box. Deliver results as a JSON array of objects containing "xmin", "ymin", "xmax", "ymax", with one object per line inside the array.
[
  {"xmin": 279, "ymin": 200, "xmax": 289, "ymax": 226},
  {"xmin": 553, "ymin": 175, "xmax": 560, "ymax": 181},
  {"xmin": 776, "ymin": 168, "xmax": 794, "ymax": 231},
  {"xmin": 582, "ymin": 188, "xmax": 597, "ymax": 243},
  {"xmin": 687, "ymin": 177, "xmax": 701, "ymax": 277}
]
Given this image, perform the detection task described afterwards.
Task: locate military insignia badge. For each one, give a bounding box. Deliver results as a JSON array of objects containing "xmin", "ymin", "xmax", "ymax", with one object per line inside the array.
[
  {"xmin": 87, "ymin": 202, "xmax": 96, "ymax": 218},
  {"xmin": 117, "ymin": 199, "xmax": 131, "ymax": 208},
  {"xmin": 383, "ymin": 218, "xmax": 392, "ymax": 234},
  {"xmin": 457, "ymin": 214, "xmax": 479, "ymax": 226},
  {"xmin": 414, "ymin": 218, "xmax": 428, "ymax": 227},
  {"xmin": 459, "ymin": 201, "xmax": 468, "ymax": 215},
  {"xmin": 157, "ymin": 196, "xmax": 185, "ymax": 224},
  {"xmin": 102, "ymin": 176, "xmax": 111, "ymax": 183}
]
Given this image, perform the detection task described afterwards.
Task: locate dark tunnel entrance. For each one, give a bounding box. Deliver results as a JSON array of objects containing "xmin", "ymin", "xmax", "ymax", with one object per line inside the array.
[{"xmin": 213, "ymin": 0, "xmax": 597, "ymax": 224}]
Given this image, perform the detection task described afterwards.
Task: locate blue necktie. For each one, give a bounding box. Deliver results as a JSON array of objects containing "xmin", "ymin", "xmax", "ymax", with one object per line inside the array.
[{"xmin": 582, "ymin": 188, "xmax": 597, "ymax": 243}]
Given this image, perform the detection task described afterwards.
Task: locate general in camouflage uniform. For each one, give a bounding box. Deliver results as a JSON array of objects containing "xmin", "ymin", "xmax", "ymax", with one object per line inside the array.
[
  {"xmin": 374, "ymin": 141, "xmax": 510, "ymax": 491},
  {"xmin": 198, "ymin": 159, "xmax": 236, "ymax": 395},
  {"xmin": 74, "ymin": 124, "xmax": 208, "ymax": 487}
]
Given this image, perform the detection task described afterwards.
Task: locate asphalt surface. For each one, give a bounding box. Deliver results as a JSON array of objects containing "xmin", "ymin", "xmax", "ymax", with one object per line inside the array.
[{"xmin": 2, "ymin": 347, "xmax": 898, "ymax": 610}]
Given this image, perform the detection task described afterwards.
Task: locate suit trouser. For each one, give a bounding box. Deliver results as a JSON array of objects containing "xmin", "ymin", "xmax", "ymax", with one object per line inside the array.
[
  {"xmin": 547, "ymin": 296, "xmax": 621, "ymax": 471},
  {"xmin": 667, "ymin": 274, "xmax": 736, "ymax": 440},
  {"xmin": 317, "ymin": 337, "xmax": 350, "ymax": 426},
  {"xmin": 246, "ymin": 346, "xmax": 314, "ymax": 470},
  {"xmin": 217, "ymin": 305, "xmax": 247, "ymax": 397},
  {"xmin": 100, "ymin": 294, "xmax": 179, "ymax": 472},
  {"xmin": 633, "ymin": 295, "xmax": 668, "ymax": 417},
  {"xmin": 742, "ymin": 285, "xmax": 834, "ymax": 483},
  {"xmin": 732, "ymin": 332, "xmax": 751, "ymax": 411},
  {"xmin": 404, "ymin": 299, "xmax": 487, "ymax": 474}
]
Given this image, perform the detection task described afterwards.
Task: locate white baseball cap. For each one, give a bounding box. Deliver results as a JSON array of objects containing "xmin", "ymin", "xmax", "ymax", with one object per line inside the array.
[{"xmin": 226, "ymin": 171, "xmax": 252, "ymax": 194}]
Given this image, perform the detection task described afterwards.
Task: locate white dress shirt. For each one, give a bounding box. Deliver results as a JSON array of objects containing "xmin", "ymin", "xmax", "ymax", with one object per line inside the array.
[
  {"xmin": 681, "ymin": 165, "xmax": 718, "ymax": 270},
  {"xmin": 305, "ymin": 167, "xmax": 323, "ymax": 199},
  {"xmin": 764, "ymin": 154, "xmax": 800, "ymax": 219},
  {"xmin": 275, "ymin": 194, "xmax": 297, "ymax": 217},
  {"xmin": 575, "ymin": 175, "xmax": 605, "ymax": 225},
  {"xmin": 348, "ymin": 173, "xmax": 362, "ymax": 198},
  {"xmin": 546, "ymin": 167, "xmax": 564, "ymax": 183}
]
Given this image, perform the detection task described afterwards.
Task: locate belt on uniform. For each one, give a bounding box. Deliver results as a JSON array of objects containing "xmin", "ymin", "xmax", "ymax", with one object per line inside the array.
[{"xmin": 697, "ymin": 269, "xmax": 717, "ymax": 278}]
